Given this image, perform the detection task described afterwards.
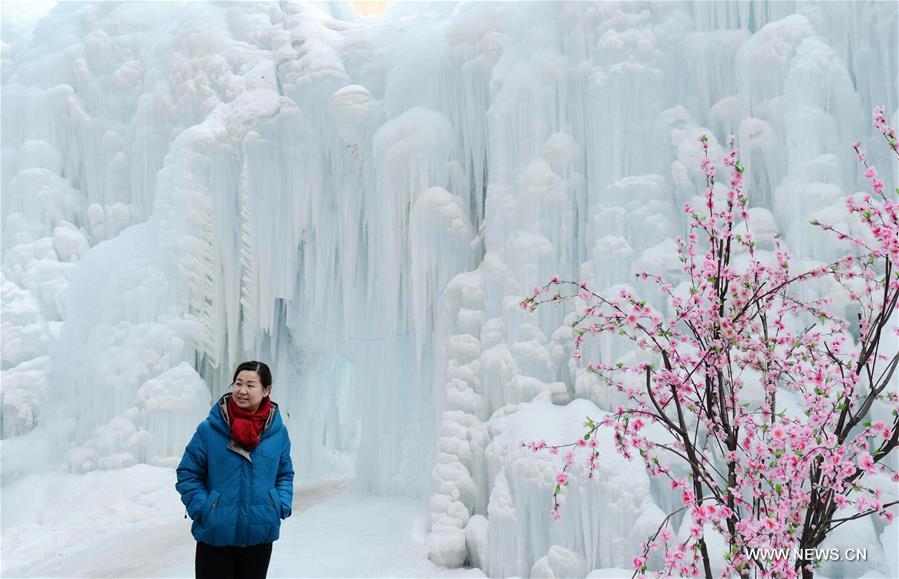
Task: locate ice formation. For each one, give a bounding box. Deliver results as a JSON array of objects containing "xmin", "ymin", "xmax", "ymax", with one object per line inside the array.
[{"xmin": 1, "ymin": 1, "xmax": 896, "ymax": 577}]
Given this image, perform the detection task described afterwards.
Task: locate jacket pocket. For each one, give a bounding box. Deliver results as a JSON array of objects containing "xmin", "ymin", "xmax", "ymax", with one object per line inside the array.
[
  {"xmin": 202, "ymin": 489, "xmax": 221, "ymax": 523},
  {"xmin": 268, "ymin": 488, "xmax": 282, "ymax": 519}
]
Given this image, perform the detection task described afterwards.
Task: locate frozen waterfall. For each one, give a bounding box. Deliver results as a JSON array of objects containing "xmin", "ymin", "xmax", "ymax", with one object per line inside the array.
[{"xmin": 1, "ymin": 1, "xmax": 896, "ymax": 577}]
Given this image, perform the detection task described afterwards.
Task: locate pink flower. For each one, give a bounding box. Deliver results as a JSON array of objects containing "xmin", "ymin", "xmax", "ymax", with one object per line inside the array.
[
  {"xmin": 555, "ymin": 472, "xmax": 569, "ymax": 485},
  {"xmin": 859, "ymin": 453, "xmax": 877, "ymax": 474},
  {"xmin": 871, "ymin": 421, "xmax": 890, "ymax": 439},
  {"xmin": 873, "ymin": 106, "xmax": 888, "ymax": 129},
  {"xmin": 632, "ymin": 556, "xmax": 646, "ymax": 570}
]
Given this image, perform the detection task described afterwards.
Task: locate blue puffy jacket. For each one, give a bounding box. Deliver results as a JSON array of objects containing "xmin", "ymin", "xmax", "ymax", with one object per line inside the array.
[{"xmin": 176, "ymin": 393, "xmax": 294, "ymax": 547}]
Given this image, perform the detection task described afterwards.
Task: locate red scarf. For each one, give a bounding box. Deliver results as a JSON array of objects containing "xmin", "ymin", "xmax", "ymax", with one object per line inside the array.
[{"xmin": 227, "ymin": 395, "xmax": 271, "ymax": 451}]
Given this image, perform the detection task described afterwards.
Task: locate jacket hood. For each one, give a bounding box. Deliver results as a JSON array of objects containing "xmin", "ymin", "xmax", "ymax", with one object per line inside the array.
[{"xmin": 207, "ymin": 392, "xmax": 283, "ymax": 439}]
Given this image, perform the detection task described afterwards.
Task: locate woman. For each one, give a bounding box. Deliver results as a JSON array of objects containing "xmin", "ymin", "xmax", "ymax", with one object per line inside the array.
[{"xmin": 176, "ymin": 361, "xmax": 294, "ymax": 579}]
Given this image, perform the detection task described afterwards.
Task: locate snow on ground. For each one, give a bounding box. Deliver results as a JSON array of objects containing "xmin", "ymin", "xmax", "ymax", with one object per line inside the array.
[{"xmin": 0, "ymin": 465, "xmax": 486, "ymax": 578}]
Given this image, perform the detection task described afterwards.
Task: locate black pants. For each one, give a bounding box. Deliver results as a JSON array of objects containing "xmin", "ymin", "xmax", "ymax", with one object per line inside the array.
[{"xmin": 195, "ymin": 541, "xmax": 272, "ymax": 579}]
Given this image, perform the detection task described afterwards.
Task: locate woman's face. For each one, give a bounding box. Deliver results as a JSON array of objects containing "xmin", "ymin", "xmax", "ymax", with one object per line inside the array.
[{"xmin": 231, "ymin": 370, "xmax": 271, "ymax": 413}]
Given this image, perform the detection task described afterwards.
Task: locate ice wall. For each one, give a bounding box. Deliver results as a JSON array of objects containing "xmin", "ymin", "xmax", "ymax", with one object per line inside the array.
[{"xmin": 1, "ymin": 1, "xmax": 896, "ymax": 576}]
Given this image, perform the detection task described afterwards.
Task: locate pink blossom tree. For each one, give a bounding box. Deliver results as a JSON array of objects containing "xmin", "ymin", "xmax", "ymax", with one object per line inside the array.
[{"xmin": 520, "ymin": 107, "xmax": 899, "ymax": 578}]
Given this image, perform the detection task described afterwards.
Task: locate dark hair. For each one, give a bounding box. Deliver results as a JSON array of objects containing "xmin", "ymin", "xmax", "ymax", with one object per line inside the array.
[{"xmin": 231, "ymin": 361, "xmax": 273, "ymax": 389}]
